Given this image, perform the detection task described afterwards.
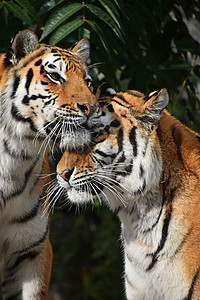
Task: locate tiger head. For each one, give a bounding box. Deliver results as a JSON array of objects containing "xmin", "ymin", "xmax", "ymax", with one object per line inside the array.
[
  {"xmin": 0, "ymin": 30, "xmax": 100, "ymax": 150},
  {"xmin": 56, "ymin": 86, "xmax": 169, "ymax": 211}
]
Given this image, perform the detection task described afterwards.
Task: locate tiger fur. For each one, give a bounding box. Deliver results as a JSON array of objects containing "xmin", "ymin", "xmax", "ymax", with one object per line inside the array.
[
  {"xmin": 57, "ymin": 86, "xmax": 200, "ymax": 299},
  {"xmin": 0, "ymin": 29, "xmax": 100, "ymax": 299}
]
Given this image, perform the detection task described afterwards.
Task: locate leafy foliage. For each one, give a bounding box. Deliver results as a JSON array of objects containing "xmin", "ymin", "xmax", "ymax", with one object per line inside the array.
[{"xmin": 1, "ymin": 0, "xmax": 200, "ymax": 299}]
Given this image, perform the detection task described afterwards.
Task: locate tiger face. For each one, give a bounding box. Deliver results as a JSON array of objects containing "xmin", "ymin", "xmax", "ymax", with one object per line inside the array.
[
  {"xmin": 56, "ymin": 87, "xmax": 169, "ymax": 210},
  {"xmin": 0, "ymin": 30, "xmax": 100, "ymax": 150}
]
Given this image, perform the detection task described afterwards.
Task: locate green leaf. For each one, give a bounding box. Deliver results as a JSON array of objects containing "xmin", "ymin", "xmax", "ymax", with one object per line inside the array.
[
  {"xmin": 113, "ymin": 0, "xmax": 127, "ymax": 18},
  {"xmin": 194, "ymin": 66, "xmax": 200, "ymax": 78},
  {"xmin": 175, "ymin": 39, "xmax": 199, "ymax": 55},
  {"xmin": 158, "ymin": 59, "xmax": 191, "ymax": 70},
  {"xmin": 99, "ymin": 0, "xmax": 124, "ymax": 34},
  {"xmin": 3, "ymin": 6, "xmax": 9, "ymax": 25},
  {"xmin": 6, "ymin": 2, "xmax": 33, "ymax": 26},
  {"xmin": 78, "ymin": 27, "xmax": 90, "ymax": 40},
  {"xmin": 87, "ymin": 19, "xmax": 111, "ymax": 58},
  {"xmin": 15, "ymin": 0, "xmax": 39, "ymax": 23},
  {"xmin": 40, "ymin": 3, "xmax": 82, "ymax": 41},
  {"xmin": 86, "ymin": 4, "xmax": 124, "ymax": 42},
  {"xmin": 0, "ymin": 3, "xmax": 4, "ymax": 10},
  {"xmin": 49, "ymin": 19, "xmax": 84, "ymax": 45},
  {"xmin": 38, "ymin": 0, "xmax": 65, "ymax": 18}
]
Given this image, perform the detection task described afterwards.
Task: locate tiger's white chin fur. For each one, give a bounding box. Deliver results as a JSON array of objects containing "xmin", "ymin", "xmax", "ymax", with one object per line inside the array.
[{"xmin": 58, "ymin": 176, "xmax": 90, "ymax": 204}]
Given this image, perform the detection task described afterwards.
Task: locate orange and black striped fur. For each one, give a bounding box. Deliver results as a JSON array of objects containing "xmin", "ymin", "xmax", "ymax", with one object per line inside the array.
[
  {"xmin": 0, "ymin": 30, "xmax": 99, "ymax": 299},
  {"xmin": 57, "ymin": 85, "xmax": 200, "ymax": 299}
]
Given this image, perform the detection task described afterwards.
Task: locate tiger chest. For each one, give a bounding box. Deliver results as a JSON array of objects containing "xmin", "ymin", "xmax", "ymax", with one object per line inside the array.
[{"xmin": 121, "ymin": 213, "xmax": 190, "ymax": 299}]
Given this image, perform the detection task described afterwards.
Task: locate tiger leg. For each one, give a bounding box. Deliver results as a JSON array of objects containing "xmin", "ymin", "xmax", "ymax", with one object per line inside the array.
[
  {"xmin": 1, "ymin": 232, "xmax": 52, "ymax": 300},
  {"xmin": 21, "ymin": 234, "xmax": 52, "ymax": 299}
]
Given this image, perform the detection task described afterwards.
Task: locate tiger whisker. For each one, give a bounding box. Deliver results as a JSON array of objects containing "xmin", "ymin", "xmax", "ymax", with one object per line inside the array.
[{"xmin": 93, "ymin": 177, "xmax": 127, "ymax": 207}]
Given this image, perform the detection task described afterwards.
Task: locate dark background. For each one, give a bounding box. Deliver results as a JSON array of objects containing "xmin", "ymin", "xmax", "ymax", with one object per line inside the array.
[{"xmin": 0, "ymin": 1, "xmax": 200, "ymax": 299}]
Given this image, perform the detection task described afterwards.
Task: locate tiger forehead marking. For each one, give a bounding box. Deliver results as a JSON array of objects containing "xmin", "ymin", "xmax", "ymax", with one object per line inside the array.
[{"xmin": 57, "ymin": 87, "xmax": 200, "ymax": 299}]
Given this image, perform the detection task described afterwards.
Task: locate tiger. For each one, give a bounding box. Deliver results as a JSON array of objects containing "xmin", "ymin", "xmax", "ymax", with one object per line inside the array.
[
  {"xmin": 0, "ymin": 29, "xmax": 100, "ymax": 299},
  {"xmin": 57, "ymin": 84, "xmax": 200, "ymax": 299}
]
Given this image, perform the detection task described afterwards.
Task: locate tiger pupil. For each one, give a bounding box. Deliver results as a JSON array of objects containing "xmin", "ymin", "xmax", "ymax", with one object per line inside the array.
[{"xmin": 50, "ymin": 73, "xmax": 60, "ymax": 80}]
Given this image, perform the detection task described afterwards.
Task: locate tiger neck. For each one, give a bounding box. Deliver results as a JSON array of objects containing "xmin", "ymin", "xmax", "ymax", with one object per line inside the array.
[{"xmin": 116, "ymin": 185, "xmax": 163, "ymax": 242}]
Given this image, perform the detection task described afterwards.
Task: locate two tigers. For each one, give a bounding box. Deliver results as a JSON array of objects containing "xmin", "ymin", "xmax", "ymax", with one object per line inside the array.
[
  {"xmin": 57, "ymin": 84, "xmax": 200, "ymax": 299},
  {"xmin": 0, "ymin": 30, "xmax": 100, "ymax": 299},
  {"xmin": 1, "ymin": 28, "xmax": 200, "ymax": 300}
]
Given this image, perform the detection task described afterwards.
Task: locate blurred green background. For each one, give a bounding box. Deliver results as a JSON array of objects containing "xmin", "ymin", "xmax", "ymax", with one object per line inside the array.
[{"xmin": 0, "ymin": 0, "xmax": 200, "ymax": 299}]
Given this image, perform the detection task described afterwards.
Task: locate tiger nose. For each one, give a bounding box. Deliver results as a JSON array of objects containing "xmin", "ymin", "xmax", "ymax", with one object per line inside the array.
[
  {"xmin": 59, "ymin": 167, "xmax": 74, "ymax": 182},
  {"xmin": 77, "ymin": 103, "xmax": 98, "ymax": 117}
]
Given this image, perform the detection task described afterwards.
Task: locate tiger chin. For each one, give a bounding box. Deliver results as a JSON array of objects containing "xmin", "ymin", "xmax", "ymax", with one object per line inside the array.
[
  {"xmin": 0, "ymin": 29, "xmax": 100, "ymax": 299},
  {"xmin": 57, "ymin": 85, "xmax": 200, "ymax": 299}
]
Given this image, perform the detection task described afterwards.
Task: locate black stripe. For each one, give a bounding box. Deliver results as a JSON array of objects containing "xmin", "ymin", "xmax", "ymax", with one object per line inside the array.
[
  {"xmin": 22, "ymin": 93, "xmax": 49, "ymax": 105},
  {"xmin": 126, "ymin": 90, "xmax": 143, "ymax": 97},
  {"xmin": 139, "ymin": 165, "xmax": 144, "ymax": 178},
  {"xmin": 5, "ymin": 292, "xmax": 21, "ymax": 300},
  {"xmin": 25, "ymin": 68, "xmax": 33, "ymax": 93},
  {"xmin": 53, "ymin": 57, "xmax": 62, "ymax": 63},
  {"xmin": 48, "ymin": 63, "xmax": 56, "ymax": 69},
  {"xmin": 129, "ymin": 126, "xmax": 137, "ymax": 156},
  {"xmin": 146, "ymin": 203, "xmax": 172, "ymax": 271},
  {"xmin": 107, "ymin": 103, "xmax": 114, "ymax": 112},
  {"xmin": 112, "ymin": 99, "xmax": 130, "ymax": 108},
  {"xmin": 0, "ymin": 190, "xmax": 6, "ymax": 207},
  {"xmin": 34, "ymin": 59, "xmax": 42, "ymax": 66},
  {"xmin": 143, "ymin": 196, "xmax": 165, "ymax": 233},
  {"xmin": 117, "ymin": 153, "xmax": 126, "ymax": 163},
  {"xmin": 11, "ymin": 75, "xmax": 20, "ymax": 98},
  {"xmin": 40, "ymin": 65, "xmax": 44, "ymax": 74},
  {"xmin": 146, "ymin": 187, "xmax": 177, "ymax": 271},
  {"xmin": 22, "ymin": 95, "xmax": 30, "ymax": 105},
  {"xmin": 11, "ymin": 197, "xmax": 41, "ymax": 223},
  {"xmin": 117, "ymin": 128, "xmax": 123, "ymax": 153},
  {"xmin": 11, "ymin": 103, "xmax": 37, "ymax": 132},
  {"xmin": 114, "ymin": 94, "xmax": 130, "ymax": 105},
  {"xmin": 93, "ymin": 137, "xmax": 106, "ymax": 144},
  {"xmin": 95, "ymin": 149, "xmax": 116, "ymax": 160},
  {"xmin": 114, "ymin": 206, "xmax": 122, "ymax": 214},
  {"xmin": 110, "ymin": 119, "xmax": 120, "ymax": 127},
  {"xmin": 2, "ymin": 278, "xmax": 15, "ymax": 288},
  {"xmin": 15, "ymin": 225, "xmax": 49, "ymax": 255},
  {"xmin": 6, "ymin": 156, "xmax": 39, "ymax": 200},
  {"xmin": 41, "ymin": 80, "xmax": 48, "ymax": 85},
  {"xmin": 3, "ymin": 139, "xmax": 32, "ymax": 160},
  {"xmin": 184, "ymin": 266, "xmax": 200, "ymax": 300},
  {"xmin": 51, "ymin": 48, "xmax": 58, "ymax": 53},
  {"xmin": 124, "ymin": 160, "xmax": 133, "ymax": 174},
  {"xmin": 7, "ymin": 251, "xmax": 38, "ymax": 272}
]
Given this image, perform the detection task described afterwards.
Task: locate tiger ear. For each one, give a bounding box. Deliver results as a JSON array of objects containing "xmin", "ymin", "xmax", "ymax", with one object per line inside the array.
[
  {"xmin": 70, "ymin": 38, "xmax": 90, "ymax": 62},
  {"xmin": 7, "ymin": 30, "xmax": 38, "ymax": 65},
  {"xmin": 96, "ymin": 82, "xmax": 116, "ymax": 99},
  {"xmin": 135, "ymin": 89, "xmax": 169, "ymax": 126}
]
